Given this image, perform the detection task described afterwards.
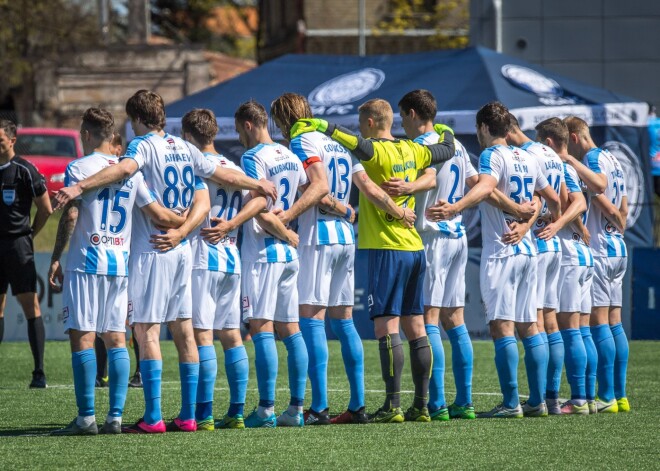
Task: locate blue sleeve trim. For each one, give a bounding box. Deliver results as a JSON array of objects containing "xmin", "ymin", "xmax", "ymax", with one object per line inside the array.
[
  {"xmin": 413, "ymin": 132, "xmax": 435, "ymax": 145},
  {"xmin": 124, "ymin": 135, "xmax": 147, "ymax": 158},
  {"xmin": 563, "ymin": 163, "xmax": 581, "ymax": 193},
  {"xmin": 241, "ymin": 147, "xmax": 261, "ymax": 179},
  {"xmin": 479, "ymin": 147, "xmax": 495, "ymax": 175},
  {"xmin": 586, "ymin": 148, "xmax": 602, "ymax": 174},
  {"xmin": 521, "ymin": 141, "xmax": 533, "ymax": 151},
  {"xmin": 194, "ymin": 176, "xmax": 207, "ymax": 191},
  {"xmin": 289, "ymin": 136, "xmax": 309, "ymax": 162}
]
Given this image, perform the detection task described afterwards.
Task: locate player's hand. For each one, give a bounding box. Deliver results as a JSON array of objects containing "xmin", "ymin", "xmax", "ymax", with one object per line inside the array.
[
  {"xmin": 200, "ymin": 217, "xmax": 232, "ymax": 244},
  {"xmin": 433, "ymin": 123, "xmax": 455, "ymax": 139},
  {"xmin": 580, "ymin": 225, "xmax": 591, "ymax": 245},
  {"xmin": 54, "ymin": 184, "xmax": 82, "ymax": 210},
  {"xmin": 502, "ymin": 221, "xmax": 528, "ymax": 245},
  {"xmin": 286, "ymin": 229, "xmax": 299, "ymax": 248},
  {"xmin": 345, "ymin": 204, "xmax": 356, "ymax": 224},
  {"xmin": 290, "ymin": 118, "xmax": 329, "ymax": 139},
  {"xmin": 397, "ymin": 207, "xmax": 416, "ymax": 229},
  {"xmin": 150, "ymin": 228, "xmax": 184, "ymax": 252},
  {"xmin": 381, "ymin": 177, "xmax": 411, "ymax": 197},
  {"xmin": 48, "ymin": 260, "xmax": 64, "ymax": 293},
  {"xmin": 535, "ymin": 221, "xmax": 560, "ymax": 241},
  {"xmin": 516, "ymin": 200, "xmax": 537, "ymax": 221},
  {"xmin": 273, "ymin": 207, "xmax": 291, "ymax": 225},
  {"xmin": 256, "ymin": 178, "xmax": 277, "ymax": 202},
  {"xmin": 425, "ymin": 199, "xmax": 455, "ymax": 221}
]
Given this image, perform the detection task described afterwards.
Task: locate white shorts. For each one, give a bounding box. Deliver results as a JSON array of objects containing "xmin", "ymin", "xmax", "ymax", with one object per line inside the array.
[
  {"xmin": 192, "ymin": 269, "xmax": 241, "ymax": 330},
  {"xmin": 62, "ymin": 272, "xmax": 127, "ymax": 334},
  {"xmin": 558, "ymin": 265, "xmax": 594, "ymax": 314},
  {"xmin": 421, "ymin": 233, "xmax": 467, "ymax": 308},
  {"xmin": 242, "ymin": 259, "xmax": 299, "ymax": 323},
  {"xmin": 298, "ymin": 244, "xmax": 354, "ymax": 307},
  {"xmin": 592, "ymin": 256, "xmax": 626, "ymax": 308},
  {"xmin": 128, "ymin": 246, "xmax": 193, "ymax": 325},
  {"xmin": 536, "ymin": 251, "xmax": 561, "ymax": 310},
  {"xmin": 481, "ymin": 254, "xmax": 537, "ymax": 323}
]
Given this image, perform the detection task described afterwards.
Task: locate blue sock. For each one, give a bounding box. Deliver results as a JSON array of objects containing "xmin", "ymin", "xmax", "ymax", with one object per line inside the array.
[
  {"xmin": 195, "ymin": 345, "xmax": 217, "ymax": 420},
  {"xmin": 300, "ymin": 318, "xmax": 328, "ymax": 412},
  {"xmin": 140, "ymin": 359, "xmax": 163, "ymax": 424},
  {"xmin": 253, "ymin": 332, "xmax": 277, "ymax": 409},
  {"xmin": 580, "ymin": 326, "xmax": 598, "ymax": 401},
  {"xmin": 591, "ymin": 324, "xmax": 616, "ymax": 402},
  {"xmin": 282, "ymin": 332, "xmax": 308, "ymax": 407},
  {"xmin": 494, "ymin": 337, "xmax": 519, "ymax": 409},
  {"xmin": 546, "ymin": 331, "xmax": 564, "ymax": 400},
  {"xmin": 522, "ymin": 334, "xmax": 548, "ymax": 407},
  {"xmin": 610, "ymin": 323, "xmax": 629, "ymax": 399},
  {"xmin": 225, "ymin": 345, "xmax": 248, "ymax": 417},
  {"xmin": 72, "ymin": 349, "xmax": 96, "ymax": 417},
  {"xmin": 179, "ymin": 362, "xmax": 199, "ymax": 421},
  {"xmin": 107, "ymin": 347, "xmax": 130, "ymax": 418},
  {"xmin": 447, "ymin": 324, "xmax": 473, "ymax": 407},
  {"xmin": 560, "ymin": 329, "xmax": 587, "ymax": 401},
  {"xmin": 330, "ymin": 318, "xmax": 365, "ymax": 411},
  {"xmin": 425, "ymin": 324, "xmax": 445, "ymax": 412}
]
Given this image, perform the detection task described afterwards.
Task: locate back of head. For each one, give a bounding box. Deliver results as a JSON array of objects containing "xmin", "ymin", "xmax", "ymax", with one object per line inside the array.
[
  {"xmin": 182, "ymin": 108, "xmax": 219, "ymax": 146},
  {"xmin": 358, "ymin": 98, "xmax": 393, "ymax": 130},
  {"xmin": 507, "ymin": 112, "xmax": 521, "ymax": 132},
  {"xmin": 110, "ymin": 133, "xmax": 123, "ymax": 148},
  {"xmin": 476, "ymin": 101, "xmax": 511, "ymax": 138},
  {"xmin": 125, "ymin": 90, "xmax": 166, "ymax": 130},
  {"xmin": 81, "ymin": 107, "xmax": 115, "ymax": 141},
  {"xmin": 398, "ymin": 89, "xmax": 437, "ymax": 122},
  {"xmin": 235, "ymin": 100, "xmax": 269, "ymax": 128},
  {"xmin": 535, "ymin": 117, "xmax": 568, "ymax": 148},
  {"xmin": 563, "ymin": 116, "xmax": 590, "ymax": 139},
  {"xmin": 0, "ymin": 119, "xmax": 17, "ymax": 140},
  {"xmin": 270, "ymin": 93, "xmax": 313, "ymax": 134}
]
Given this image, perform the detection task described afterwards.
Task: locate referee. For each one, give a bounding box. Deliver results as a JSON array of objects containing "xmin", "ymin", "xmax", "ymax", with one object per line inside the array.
[{"xmin": 0, "ymin": 119, "xmax": 52, "ymax": 388}]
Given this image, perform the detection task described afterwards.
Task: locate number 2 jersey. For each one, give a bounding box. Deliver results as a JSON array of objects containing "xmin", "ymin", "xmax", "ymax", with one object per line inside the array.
[
  {"xmin": 64, "ymin": 152, "xmax": 153, "ymax": 275},
  {"xmin": 122, "ymin": 132, "xmax": 217, "ymax": 255},
  {"xmin": 240, "ymin": 142, "xmax": 307, "ymax": 263},
  {"xmin": 478, "ymin": 144, "xmax": 549, "ymax": 259},
  {"xmin": 289, "ymin": 131, "xmax": 355, "ymax": 246},
  {"xmin": 190, "ymin": 153, "xmax": 247, "ymax": 274},
  {"xmin": 558, "ymin": 163, "xmax": 593, "ymax": 267}
]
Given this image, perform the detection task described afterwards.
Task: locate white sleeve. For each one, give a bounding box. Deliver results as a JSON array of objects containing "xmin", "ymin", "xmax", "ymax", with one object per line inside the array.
[
  {"xmin": 133, "ymin": 171, "xmax": 156, "ymax": 208},
  {"xmin": 189, "ymin": 144, "xmax": 216, "ymax": 178}
]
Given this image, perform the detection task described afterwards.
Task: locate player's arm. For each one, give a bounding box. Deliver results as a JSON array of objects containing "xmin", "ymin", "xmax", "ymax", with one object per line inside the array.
[
  {"xmin": 382, "ymin": 168, "xmax": 436, "ymax": 197},
  {"xmin": 564, "ymin": 154, "xmax": 607, "ymax": 194},
  {"xmin": 208, "ymin": 166, "xmax": 277, "ymax": 202},
  {"xmin": 256, "ymin": 209, "xmax": 299, "ymax": 247},
  {"xmin": 277, "ymin": 162, "xmax": 329, "ymax": 225},
  {"xmin": 150, "ymin": 188, "xmax": 211, "ymax": 252},
  {"xmin": 31, "ymin": 191, "xmax": 53, "ymax": 237},
  {"xmin": 536, "ymin": 184, "xmax": 562, "ymax": 221},
  {"xmin": 201, "ymin": 194, "xmax": 268, "ymax": 244},
  {"xmin": 485, "ymin": 189, "xmax": 537, "ymax": 221},
  {"xmin": 352, "ymin": 170, "xmax": 415, "ymax": 228},
  {"xmin": 316, "ymin": 194, "xmax": 356, "ymax": 223},
  {"xmin": 591, "ymin": 193, "xmax": 626, "ymax": 232},
  {"xmin": 426, "ymin": 174, "xmax": 498, "ymax": 221},
  {"xmin": 536, "ymin": 183, "xmax": 587, "ymax": 241},
  {"xmin": 502, "ymin": 195, "xmax": 542, "ymax": 245},
  {"xmin": 48, "ymin": 200, "xmax": 80, "ymax": 292}
]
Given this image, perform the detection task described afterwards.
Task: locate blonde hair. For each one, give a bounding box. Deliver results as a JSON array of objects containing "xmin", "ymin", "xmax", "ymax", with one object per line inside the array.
[
  {"xmin": 358, "ymin": 99, "xmax": 393, "ymax": 130},
  {"xmin": 563, "ymin": 116, "xmax": 590, "ymax": 138},
  {"xmin": 270, "ymin": 93, "xmax": 313, "ymax": 134}
]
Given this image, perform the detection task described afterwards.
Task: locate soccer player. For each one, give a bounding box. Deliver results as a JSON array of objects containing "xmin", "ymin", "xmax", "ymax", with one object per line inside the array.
[
  {"xmin": 48, "ymin": 108, "xmax": 186, "ymax": 435},
  {"xmin": 54, "ymin": 90, "xmax": 276, "ymax": 433},
  {"xmin": 428, "ymin": 102, "xmax": 560, "ymax": 418},
  {"xmin": 270, "ymin": 93, "xmax": 370, "ymax": 425},
  {"xmin": 180, "ymin": 108, "xmax": 265, "ymax": 430},
  {"xmin": 534, "ymin": 118, "xmax": 591, "ymax": 415},
  {"xmin": 563, "ymin": 116, "xmax": 629, "ymax": 413},
  {"xmin": 505, "ymin": 114, "xmax": 567, "ymax": 415},
  {"xmin": 234, "ymin": 100, "xmax": 309, "ymax": 428},
  {"xmin": 291, "ymin": 98, "xmax": 456, "ymax": 423}
]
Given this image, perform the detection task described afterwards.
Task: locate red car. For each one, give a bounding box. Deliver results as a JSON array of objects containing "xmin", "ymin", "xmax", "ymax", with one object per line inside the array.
[{"xmin": 15, "ymin": 128, "xmax": 84, "ymax": 195}]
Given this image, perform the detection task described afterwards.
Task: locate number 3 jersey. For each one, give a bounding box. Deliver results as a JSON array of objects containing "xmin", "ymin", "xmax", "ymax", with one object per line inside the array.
[
  {"xmin": 241, "ymin": 142, "xmax": 307, "ymax": 263},
  {"xmin": 289, "ymin": 131, "xmax": 355, "ymax": 246},
  {"xmin": 123, "ymin": 132, "xmax": 216, "ymax": 254},
  {"xmin": 64, "ymin": 152, "xmax": 154, "ymax": 275},
  {"xmin": 190, "ymin": 153, "xmax": 248, "ymax": 274},
  {"xmin": 478, "ymin": 144, "xmax": 549, "ymax": 259}
]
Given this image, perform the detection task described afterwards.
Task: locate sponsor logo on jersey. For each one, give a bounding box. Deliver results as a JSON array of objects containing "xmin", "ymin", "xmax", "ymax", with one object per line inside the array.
[
  {"xmin": 501, "ymin": 64, "xmax": 580, "ymax": 105},
  {"xmin": 605, "ymin": 222, "xmax": 616, "ymax": 233},
  {"xmin": 90, "ymin": 233, "xmax": 125, "ymax": 246},
  {"xmin": 602, "ymin": 141, "xmax": 644, "ymax": 227},
  {"xmin": 2, "ymin": 188, "xmax": 15, "ymax": 205},
  {"xmin": 572, "ymin": 232, "xmax": 581, "ymax": 241},
  {"xmin": 308, "ymin": 68, "xmax": 385, "ymax": 116}
]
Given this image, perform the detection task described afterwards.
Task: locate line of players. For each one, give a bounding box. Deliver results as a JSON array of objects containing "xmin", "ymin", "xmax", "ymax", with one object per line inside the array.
[{"xmin": 48, "ymin": 87, "xmax": 629, "ymax": 435}]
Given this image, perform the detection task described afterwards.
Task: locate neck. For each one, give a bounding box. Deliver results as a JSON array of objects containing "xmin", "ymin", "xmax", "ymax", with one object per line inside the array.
[
  {"xmin": 410, "ymin": 121, "xmax": 434, "ymax": 139},
  {"xmin": 371, "ymin": 128, "xmax": 394, "ymax": 140},
  {"xmin": 94, "ymin": 141, "xmax": 115, "ymax": 155},
  {"xmin": 252, "ymin": 128, "xmax": 274, "ymax": 147},
  {"xmin": 201, "ymin": 144, "xmax": 218, "ymax": 154},
  {"xmin": 555, "ymin": 147, "xmax": 570, "ymax": 161},
  {"xmin": 484, "ymin": 136, "xmax": 507, "ymax": 148},
  {"xmin": 510, "ymin": 131, "xmax": 531, "ymax": 147},
  {"xmin": 136, "ymin": 127, "xmax": 164, "ymax": 137},
  {"xmin": 0, "ymin": 149, "xmax": 14, "ymax": 165}
]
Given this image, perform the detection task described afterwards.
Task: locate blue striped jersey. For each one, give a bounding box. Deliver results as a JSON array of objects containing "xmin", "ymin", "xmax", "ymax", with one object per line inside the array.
[
  {"xmin": 190, "ymin": 153, "xmax": 246, "ymax": 274},
  {"xmin": 289, "ymin": 131, "xmax": 355, "ymax": 246},
  {"xmin": 64, "ymin": 153, "xmax": 153, "ymax": 276},
  {"xmin": 240, "ymin": 143, "xmax": 307, "ymax": 263},
  {"xmin": 413, "ymin": 133, "xmax": 478, "ymax": 238},
  {"xmin": 558, "ymin": 164, "xmax": 593, "ymax": 267}
]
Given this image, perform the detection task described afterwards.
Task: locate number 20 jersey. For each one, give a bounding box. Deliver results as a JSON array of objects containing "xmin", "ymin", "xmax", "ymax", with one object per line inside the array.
[{"xmin": 123, "ymin": 132, "xmax": 216, "ymax": 254}]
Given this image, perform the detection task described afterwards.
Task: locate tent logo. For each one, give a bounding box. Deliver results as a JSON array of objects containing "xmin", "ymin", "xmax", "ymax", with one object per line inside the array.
[
  {"xmin": 501, "ymin": 64, "xmax": 578, "ymax": 106},
  {"xmin": 308, "ymin": 68, "xmax": 386, "ymax": 115},
  {"xmin": 602, "ymin": 141, "xmax": 644, "ymax": 227}
]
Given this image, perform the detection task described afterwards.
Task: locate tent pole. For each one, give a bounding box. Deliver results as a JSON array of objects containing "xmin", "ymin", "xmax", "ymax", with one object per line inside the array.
[
  {"xmin": 358, "ymin": 0, "xmax": 366, "ymax": 56},
  {"xmin": 493, "ymin": 0, "xmax": 502, "ymax": 53}
]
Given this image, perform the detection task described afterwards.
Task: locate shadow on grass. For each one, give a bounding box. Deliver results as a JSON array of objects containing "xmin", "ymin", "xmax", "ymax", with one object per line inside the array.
[{"xmin": 0, "ymin": 424, "xmax": 64, "ymax": 437}]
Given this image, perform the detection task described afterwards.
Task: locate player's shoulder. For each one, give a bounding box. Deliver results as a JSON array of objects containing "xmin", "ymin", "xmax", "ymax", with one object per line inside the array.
[
  {"xmin": 68, "ymin": 152, "xmax": 112, "ymax": 173},
  {"xmin": 124, "ymin": 133, "xmax": 153, "ymax": 157},
  {"xmin": 413, "ymin": 131, "xmax": 438, "ymax": 146}
]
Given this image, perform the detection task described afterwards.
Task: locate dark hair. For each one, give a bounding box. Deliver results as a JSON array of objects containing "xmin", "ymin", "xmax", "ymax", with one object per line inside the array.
[
  {"xmin": 507, "ymin": 112, "xmax": 520, "ymax": 130},
  {"xmin": 476, "ymin": 101, "xmax": 511, "ymax": 138},
  {"xmin": 81, "ymin": 107, "xmax": 115, "ymax": 141},
  {"xmin": 125, "ymin": 90, "xmax": 166, "ymax": 130},
  {"xmin": 398, "ymin": 89, "xmax": 437, "ymax": 122},
  {"xmin": 111, "ymin": 133, "xmax": 123, "ymax": 147},
  {"xmin": 182, "ymin": 108, "xmax": 219, "ymax": 146},
  {"xmin": 270, "ymin": 93, "xmax": 313, "ymax": 134},
  {"xmin": 0, "ymin": 119, "xmax": 17, "ymax": 139},
  {"xmin": 234, "ymin": 100, "xmax": 268, "ymax": 128},
  {"xmin": 535, "ymin": 117, "xmax": 569, "ymax": 147}
]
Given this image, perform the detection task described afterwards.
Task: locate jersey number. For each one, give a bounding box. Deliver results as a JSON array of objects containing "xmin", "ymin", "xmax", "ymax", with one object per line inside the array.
[
  {"xmin": 216, "ymin": 189, "xmax": 243, "ymax": 220},
  {"xmin": 279, "ymin": 177, "xmax": 290, "ymax": 210},
  {"xmin": 509, "ymin": 175, "xmax": 533, "ymax": 203},
  {"xmin": 328, "ymin": 157, "xmax": 350, "ymax": 200},
  {"xmin": 447, "ymin": 164, "xmax": 461, "ymax": 204},
  {"xmin": 544, "ymin": 174, "xmax": 561, "ymax": 213},
  {"xmin": 163, "ymin": 164, "xmax": 194, "ymax": 209},
  {"xmin": 97, "ymin": 188, "xmax": 129, "ymax": 234}
]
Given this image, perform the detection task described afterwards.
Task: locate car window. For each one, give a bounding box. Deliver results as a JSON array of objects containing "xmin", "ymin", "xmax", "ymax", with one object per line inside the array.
[{"xmin": 15, "ymin": 135, "xmax": 77, "ymax": 157}]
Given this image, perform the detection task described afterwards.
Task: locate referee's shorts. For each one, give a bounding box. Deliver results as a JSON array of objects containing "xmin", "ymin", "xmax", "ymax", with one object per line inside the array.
[
  {"xmin": 0, "ymin": 235, "xmax": 37, "ymax": 296},
  {"xmin": 366, "ymin": 248, "xmax": 426, "ymax": 319}
]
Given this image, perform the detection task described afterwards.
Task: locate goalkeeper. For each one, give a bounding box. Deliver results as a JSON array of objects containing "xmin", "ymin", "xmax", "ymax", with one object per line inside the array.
[{"xmin": 291, "ymin": 99, "xmax": 455, "ymax": 423}]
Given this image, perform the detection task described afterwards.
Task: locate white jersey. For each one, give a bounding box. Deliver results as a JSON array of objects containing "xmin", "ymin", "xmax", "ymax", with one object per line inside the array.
[
  {"xmin": 123, "ymin": 132, "xmax": 217, "ymax": 254},
  {"xmin": 413, "ymin": 132, "xmax": 477, "ymax": 238},
  {"xmin": 583, "ymin": 147, "xmax": 627, "ymax": 258},
  {"xmin": 521, "ymin": 141, "xmax": 563, "ymax": 253},
  {"xmin": 64, "ymin": 152, "xmax": 153, "ymax": 276},
  {"xmin": 478, "ymin": 145, "xmax": 549, "ymax": 259},
  {"xmin": 558, "ymin": 163, "xmax": 594, "ymax": 267},
  {"xmin": 289, "ymin": 131, "xmax": 355, "ymax": 246},
  {"xmin": 240, "ymin": 143, "xmax": 307, "ymax": 263},
  {"xmin": 190, "ymin": 153, "xmax": 247, "ymax": 274}
]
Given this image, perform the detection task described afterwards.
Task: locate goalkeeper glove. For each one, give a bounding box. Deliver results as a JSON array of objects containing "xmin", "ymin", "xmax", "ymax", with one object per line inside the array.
[
  {"xmin": 433, "ymin": 123, "xmax": 455, "ymax": 141},
  {"xmin": 290, "ymin": 118, "xmax": 329, "ymax": 139}
]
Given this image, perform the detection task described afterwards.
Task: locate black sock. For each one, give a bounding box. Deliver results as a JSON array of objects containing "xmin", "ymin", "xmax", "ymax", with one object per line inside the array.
[
  {"xmin": 95, "ymin": 335, "xmax": 108, "ymax": 379},
  {"xmin": 27, "ymin": 317, "xmax": 45, "ymax": 374},
  {"xmin": 0, "ymin": 317, "xmax": 4, "ymax": 344},
  {"xmin": 410, "ymin": 336, "xmax": 432, "ymax": 409},
  {"xmin": 133, "ymin": 336, "xmax": 140, "ymax": 372},
  {"xmin": 378, "ymin": 333, "xmax": 403, "ymax": 410}
]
